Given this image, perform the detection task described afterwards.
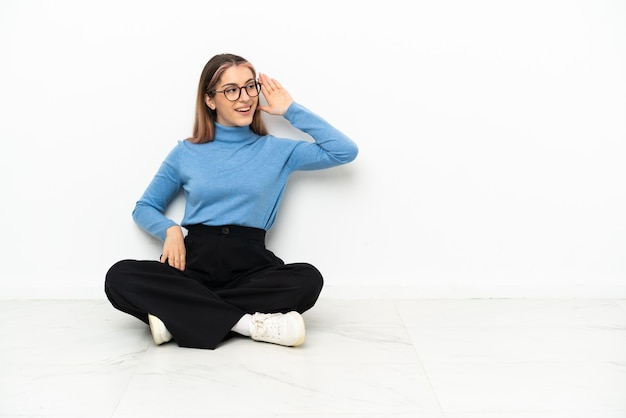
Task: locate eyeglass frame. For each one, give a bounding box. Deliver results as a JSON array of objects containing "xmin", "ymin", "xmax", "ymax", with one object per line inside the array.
[{"xmin": 209, "ymin": 81, "xmax": 262, "ymax": 102}]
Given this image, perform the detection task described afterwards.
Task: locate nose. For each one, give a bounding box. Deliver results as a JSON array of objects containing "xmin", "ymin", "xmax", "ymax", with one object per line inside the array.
[{"xmin": 238, "ymin": 87, "xmax": 251, "ymax": 101}]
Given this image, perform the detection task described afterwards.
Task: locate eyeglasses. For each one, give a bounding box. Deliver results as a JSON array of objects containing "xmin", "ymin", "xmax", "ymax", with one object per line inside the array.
[{"xmin": 211, "ymin": 82, "xmax": 262, "ymax": 101}]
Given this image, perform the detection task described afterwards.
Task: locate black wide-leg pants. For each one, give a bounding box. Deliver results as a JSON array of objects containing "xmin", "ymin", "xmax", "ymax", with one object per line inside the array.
[{"xmin": 104, "ymin": 224, "xmax": 323, "ymax": 349}]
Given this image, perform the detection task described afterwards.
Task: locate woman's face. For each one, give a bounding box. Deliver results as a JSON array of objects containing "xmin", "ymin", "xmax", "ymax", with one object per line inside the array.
[{"xmin": 205, "ymin": 65, "xmax": 258, "ymax": 127}]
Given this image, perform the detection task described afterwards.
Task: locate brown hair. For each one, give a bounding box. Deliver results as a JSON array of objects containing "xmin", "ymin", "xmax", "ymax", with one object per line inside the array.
[{"xmin": 189, "ymin": 53, "xmax": 268, "ymax": 143}]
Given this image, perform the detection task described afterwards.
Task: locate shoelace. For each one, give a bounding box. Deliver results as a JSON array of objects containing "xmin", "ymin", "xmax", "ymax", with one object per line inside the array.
[{"xmin": 252, "ymin": 314, "xmax": 282, "ymax": 338}]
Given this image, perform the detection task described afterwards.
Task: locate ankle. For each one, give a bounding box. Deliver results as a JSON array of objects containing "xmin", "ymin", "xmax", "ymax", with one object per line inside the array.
[{"xmin": 231, "ymin": 313, "xmax": 252, "ymax": 336}]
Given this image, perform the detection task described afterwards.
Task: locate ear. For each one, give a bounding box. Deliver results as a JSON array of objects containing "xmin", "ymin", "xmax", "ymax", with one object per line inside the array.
[{"xmin": 205, "ymin": 94, "xmax": 216, "ymax": 110}]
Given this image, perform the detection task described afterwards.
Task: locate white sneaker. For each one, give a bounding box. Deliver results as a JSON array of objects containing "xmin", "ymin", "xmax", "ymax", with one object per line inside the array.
[
  {"xmin": 250, "ymin": 312, "xmax": 305, "ymax": 347},
  {"xmin": 148, "ymin": 314, "xmax": 172, "ymax": 345}
]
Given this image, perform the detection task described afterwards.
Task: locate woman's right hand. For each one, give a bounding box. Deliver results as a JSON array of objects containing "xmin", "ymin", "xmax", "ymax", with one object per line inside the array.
[{"xmin": 160, "ymin": 225, "xmax": 186, "ymax": 271}]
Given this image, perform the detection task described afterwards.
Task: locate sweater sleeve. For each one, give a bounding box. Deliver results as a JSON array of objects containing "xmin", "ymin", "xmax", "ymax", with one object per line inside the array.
[
  {"xmin": 131, "ymin": 144, "xmax": 182, "ymax": 241},
  {"xmin": 283, "ymin": 102, "xmax": 358, "ymax": 171}
]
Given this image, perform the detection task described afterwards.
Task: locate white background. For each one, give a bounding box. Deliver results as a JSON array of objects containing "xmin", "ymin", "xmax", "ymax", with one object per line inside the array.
[{"xmin": 1, "ymin": 0, "xmax": 624, "ymax": 299}]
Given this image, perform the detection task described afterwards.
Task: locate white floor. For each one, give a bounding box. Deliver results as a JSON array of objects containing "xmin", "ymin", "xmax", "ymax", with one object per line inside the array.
[{"xmin": 1, "ymin": 298, "xmax": 625, "ymax": 418}]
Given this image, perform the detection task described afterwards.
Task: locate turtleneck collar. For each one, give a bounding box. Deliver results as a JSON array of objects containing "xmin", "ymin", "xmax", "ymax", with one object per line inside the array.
[{"xmin": 214, "ymin": 123, "xmax": 259, "ymax": 144}]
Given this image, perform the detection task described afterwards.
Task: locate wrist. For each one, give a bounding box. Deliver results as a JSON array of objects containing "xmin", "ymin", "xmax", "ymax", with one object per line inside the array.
[{"xmin": 165, "ymin": 225, "xmax": 181, "ymax": 235}]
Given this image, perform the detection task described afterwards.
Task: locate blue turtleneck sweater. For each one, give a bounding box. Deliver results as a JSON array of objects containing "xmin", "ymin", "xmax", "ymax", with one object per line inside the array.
[{"xmin": 132, "ymin": 102, "xmax": 358, "ymax": 240}]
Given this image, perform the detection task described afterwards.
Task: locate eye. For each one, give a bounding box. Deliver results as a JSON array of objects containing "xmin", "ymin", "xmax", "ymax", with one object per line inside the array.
[
  {"xmin": 245, "ymin": 83, "xmax": 257, "ymax": 92},
  {"xmin": 224, "ymin": 87, "xmax": 239, "ymax": 94}
]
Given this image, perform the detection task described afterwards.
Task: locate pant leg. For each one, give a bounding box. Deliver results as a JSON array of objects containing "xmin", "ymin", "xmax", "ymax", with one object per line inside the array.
[
  {"xmin": 216, "ymin": 262, "xmax": 324, "ymax": 315},
  {"xmin": 105, "ymin": 259, "xmax": 244, "ymax": 349}
]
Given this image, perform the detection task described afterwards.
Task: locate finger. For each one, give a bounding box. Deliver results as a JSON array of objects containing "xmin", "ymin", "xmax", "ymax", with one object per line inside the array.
[
  {"xmin": 260, "ymin": 73, "xmax": 277, "ymax": 91},
  {"xmin": 271, "ymin": 78, "xmax": 284, "ymax": 90},
  {"xmin": 260, "ymin": 81, "xmax": 272, "ymax": 97},
  {"xmin": 167, "ymin": 254, "xmax": 185, "ymax": 270},
  {"xmin": 259, "ymin": 72, "xmax": 270, "ymax": 86},
  {"xmin": 171, "ymin": 259, "xmax": 185, "ymax": 271}
]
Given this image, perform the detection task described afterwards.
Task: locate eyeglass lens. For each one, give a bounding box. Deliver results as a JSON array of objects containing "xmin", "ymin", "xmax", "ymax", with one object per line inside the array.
[{"xmin": 224, "ymin": 83, "xmax": 261, "ymax": 101}]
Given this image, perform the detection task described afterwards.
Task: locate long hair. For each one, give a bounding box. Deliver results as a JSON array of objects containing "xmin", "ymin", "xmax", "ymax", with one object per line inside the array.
[{"xmin": 189, "ymin": 53, "xmax": 268, "ymax": 143}]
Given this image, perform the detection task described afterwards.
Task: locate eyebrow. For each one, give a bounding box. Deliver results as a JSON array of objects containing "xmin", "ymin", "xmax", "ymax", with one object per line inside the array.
[{"xmin": 220, "ymin": 78, "xmax": 256, "ymax": 88}]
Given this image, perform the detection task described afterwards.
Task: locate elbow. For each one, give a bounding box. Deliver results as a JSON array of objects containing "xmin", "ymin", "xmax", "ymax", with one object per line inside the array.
[
  {"xmin": 342, "ymin": 142, "xmax": 359, "ymax": 163},
  {"xmin": 131, "ymin": 201, "xmax": 147, "ymax": 224},
  {"xmin": 131, "ymin": 206, "xmax": 140, "ymax": 224}
]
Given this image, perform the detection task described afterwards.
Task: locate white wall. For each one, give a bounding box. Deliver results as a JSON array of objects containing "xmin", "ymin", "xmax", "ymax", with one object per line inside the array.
[{"xmin": 1, "ymin": 0, "xmax": 625, "ymax": 299}]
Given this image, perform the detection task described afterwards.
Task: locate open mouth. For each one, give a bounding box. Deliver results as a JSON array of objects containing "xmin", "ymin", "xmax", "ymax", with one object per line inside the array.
[{"xmin": 236, "ymin": 107, "xmax": 251, "ymax": 113}]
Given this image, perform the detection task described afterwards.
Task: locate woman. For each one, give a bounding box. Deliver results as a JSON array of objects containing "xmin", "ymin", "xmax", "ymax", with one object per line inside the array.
[{"xmin": 105, "ymin": 53, "xmax": 358, "ymax": 349}]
